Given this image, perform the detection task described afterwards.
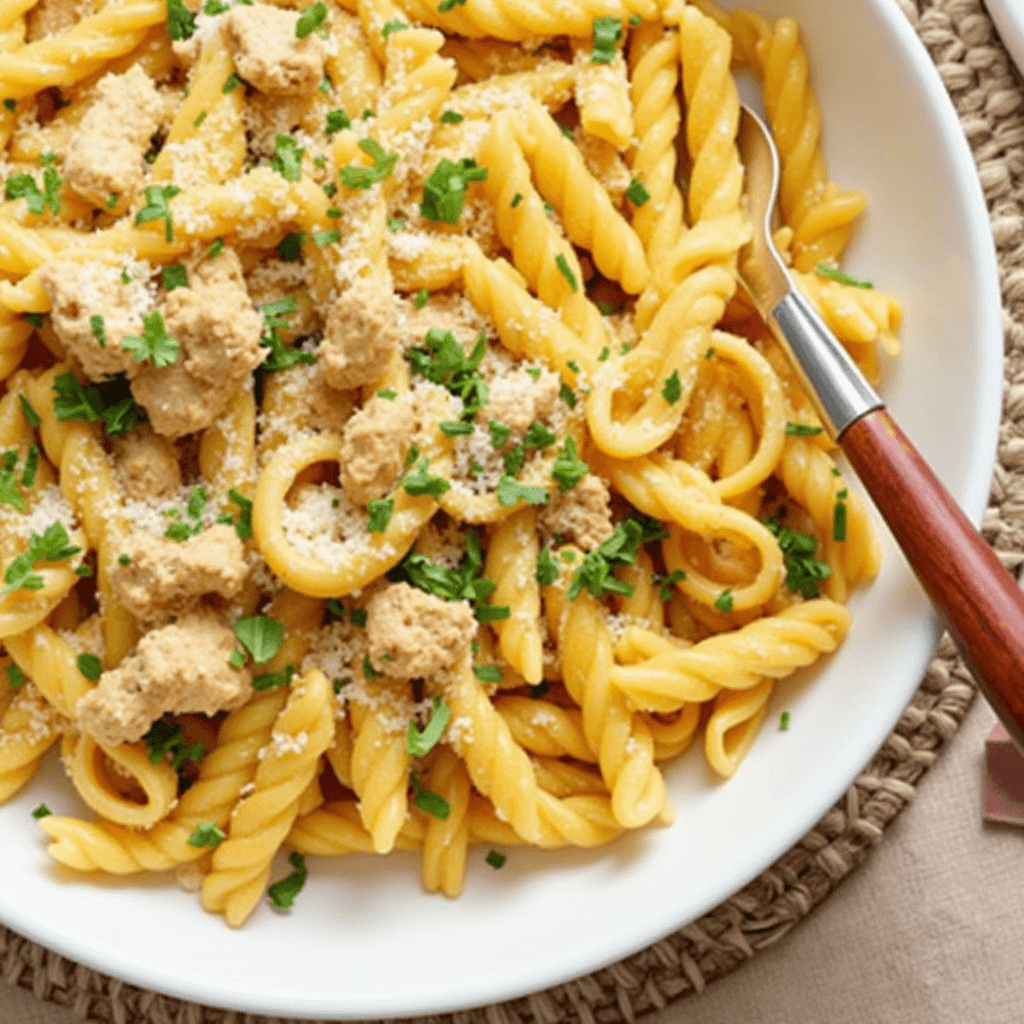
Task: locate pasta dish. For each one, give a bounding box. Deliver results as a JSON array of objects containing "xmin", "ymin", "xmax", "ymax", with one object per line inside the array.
[{"xmin": 0, "ymin": 0, "xmax": 902, "ymax": 926}]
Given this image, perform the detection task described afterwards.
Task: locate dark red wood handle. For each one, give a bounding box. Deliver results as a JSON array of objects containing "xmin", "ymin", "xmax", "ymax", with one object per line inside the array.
[{"xmin": 841, "ymin": 408, "xmax": 1024, "ymax": 746}]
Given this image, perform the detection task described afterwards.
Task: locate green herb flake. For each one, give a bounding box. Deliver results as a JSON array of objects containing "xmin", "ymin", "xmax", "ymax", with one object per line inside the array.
[
  {"xmin": 656, "ymin": 568, "xmax": 686, "ymax": 602},
  {"xmin": 228, "ymin": 650, "xmax": 246, "ymax": 669},
  {"xmin": 277, "ymin": 231, "xmax": 306, "ymax": 262},
  {"xmin": 439, "ymin": 420, "xmax": 474, "ymax": 437},
  {"xmin": 193, "ymin": 110, "xmax": 207, "ymax": 128},
  {"xmin": 166, "ymin": 0, "xmax": 196, "ymax": 39},
  {"xmin": 420, "ymin": 157, "xmax": 488, "ymax": 224},
  {"xmin": 268, "ymin": 852, "xmax": 308, "ymax": 910},
  {"xmin": 5, "ymin": 663, "xmax": 25, "ymax": 690},
  {"xmin": 3, "ymin": 522, "xmax": 81, "ymax": 594},
  {"xmin": 523, "ymin": 421, "xmax": 556, "ymax": 450},
  {"xmin": 161, "ymin": 263, "xmax": 188, "ymax": 291},
  {"xmin": 558, "ymin": 382, "xmax": 576, "ymax": 409},
  {"xmin": 536, "ymin": 545, "xmax": 559, "ymax": 587},
  {"xmin": 410, "ymin": 774, "xmax": 451, "ymax": 819},
  {"xmin": 76, "ymin": 653, "xmax": 102, "ymax": 681},
  {"xmin": 17, "ymin": 394, "xmax": 40, "ymax": 428},
  {"xmin": 437, "ymin": 0, "xmax": 466, "ymax": 11},
  {"xmin": 510, "ymin": 192, "xmax": 523, "ymax": 209},
  {"xmin": 714, "ymin": 589, "xmax": 734, "ymax": 613},
  {"xmin": 1, "ymin": 99, "xmax": 14, "ymax": 112},
  {"xmin": 187, "ymin": 822, "xmax": 226, "ymax": 847},
  {"xmin": 784, "ymin": 421, "xmax": 823, "ymax": 436},
  {"xmin": 20, "ymin": 445, "xmax": 38, "ymax": 488},
  {"xmin": 121, "ymin": 310, "xmax": 179, "ymax": 368},
  {"xmin": 473, "ymin": 663, "xmax": 502, "ymax": 682},
  {"xmin": 550, "ymin": 437, "xmax": 588, "ymax": 492},
  {"xmin": 591, "ymin": 16, "xmax": 622, "ymax": 64},
  {"xmin": 402, "ymin": 458, "xmax": 451, "ymax": 499},
  {"xmin": 502, "ymin": 444, "xmax": 524, "ymax": 477},
  {"xmin": 228, "ymin": 488, "xmax": 253, "ymax": 541},
  {"xmin": 440, "ymin": 109, "xmax": 464, "ymax": 124},
  {"xmin": 661, "ymin": 370, "xmax": 682, "ymax": 404},
  {"xmin": 325, "ymin": 109, "xmax": 352, "ymax": 134},
  {"xmin": 339, "ymin": 137, "xmax": 398, "ymax": 190},
  {"xmin": 780, "ymin": 711, "xmax": 791, "ymax": 731},
  {"xmin": 366, "ymin": 497, "xmax": 394, "ymax": 533},
  {"xmin": 31, "ymin": 803, "xmax": 50, "ymax": 819},
  {"xmin": 222, "ymin": 73, "xmax": 243, "ymax": 94},
  {"xmin": 406, "ymin": 695, "xmax": 451, "ymax": 757},
  {"xmin": 89, "ymin": 314, "xmax": 107, "ymax": 349},
  {"xmin": 362, "ymin": 654, "xmax": 379, "ymax": 680},
  {"xmin": 271, "ymin": 134, "xmax": 305, "ymax": 182},
  {"xmin": 625, "ymin": 178, "xmax": 650, "ymax": 206},
  {"xmin": 107, "ymin": 192, "xmax": 119, "ymax": 210},
  {"xmin": 5, "ymin": 173, "xmax": 44, "ymax": 215},
  {"xmin": 134, "ymin": 184, "xmax": 181, "ymax": 242},
  {"xmin": 815, "ymin": 263, "xmax": 874, "ymax": 289},
  {"xmin": 382, "ymin": 17, "xmax": 407, "ymax": 36},
  {"xmin": 234, "ymin": 615, "xmax": 284, "ymax": 665},
  {"xmin": 496, "ymin": 475, "xmax": 548, "ymax": 508},
  {"xmin": 598, "ymin": 346, "xmax": 610, "ymax": 362},
  {"xmin": 312, "ymin": 228, "xmax": 340, "ymax": 247},
  {"xmin": 464, "ymin": 417, "xmax": 502, "ymax": 454},
  {"xmin": 485, "ymin": 850, "xmax": 506, "ymax": 868},
  {"xmin": 833, "ymin": 497, "xmax": 847, "ymax": 542},
  {"xmin": 295, "ymin": 1, "xmax": 328, "ymax": 38},
  {"xmin": 554, "ymin": 253, "xmax": 578, "ymax": 292}
]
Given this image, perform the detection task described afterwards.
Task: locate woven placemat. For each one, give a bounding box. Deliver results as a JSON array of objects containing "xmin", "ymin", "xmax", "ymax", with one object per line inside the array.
[{"xmin": 2, "ymin": 0, "xmax": 1022, "ymax": 1020}]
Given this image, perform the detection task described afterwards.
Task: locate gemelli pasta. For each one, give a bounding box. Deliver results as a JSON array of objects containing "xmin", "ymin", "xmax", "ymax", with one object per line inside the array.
[{"xmin": 0, "ymin": 0, "xmax": 901, "ymax": 925}]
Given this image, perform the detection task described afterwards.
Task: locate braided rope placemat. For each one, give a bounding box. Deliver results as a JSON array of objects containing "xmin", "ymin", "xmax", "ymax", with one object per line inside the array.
[{"xmin": 1, "ymin": 0, "xmax": 1020, "ymax": 1019}]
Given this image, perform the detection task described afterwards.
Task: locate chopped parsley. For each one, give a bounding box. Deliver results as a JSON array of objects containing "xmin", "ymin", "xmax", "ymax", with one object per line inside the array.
[
  {"xmin": 407, "ymin": 327, "xmax": 488, "ymax": 415},
  {"xmin": 228, "ymin": 488, "xmax": 253, "ymax": 541},
  {"xmin": 1, "ymin": 99, "xmax": 13, "ymax": 112},
  {"xmin": 473, "ymin": 663, "xmax": 502, "ymax": 682},
  {"xmin": 187, "ymin": 822, "xmax": 226, "ymax": 848},
  {"xmin": 222, "ymin": 73, "xmax": 243, "ymax": 94},
  {"xmin": 295, "ymin": 1, "xmax": 328, "ymax": 38},
  {"xmin": 510, "ymin": 192, "xmax": 523, "ymax": 208},
  {"xmin": 134, "ymin": 184, "xmax": 181, "ymax": 242},
  {"xmin": 420, "ymin": 157, "xmax": 488, "ymax": 224},
  {"xmin": 390, "ymin": 531, "xmax": 506, "ymax": 623},
  {"xmin": 815, "ymin": 263, "xmax": 874, "ymax": 289},
  {"xmin": 402, "ymin": 458, "xmax": 451, "ymax": 499},
  {"xmin": 228, "ymin": 650, "xmax": 246, "ymax": 669},
  {"xmin": 656, "ymin": 569, "xmax": 686, "ymax": 602},
  {"xmin": 107, "ymin": 192, "xmax": 119, "ymax": 210},
  {"xmin": 551, "ymin": 437, "xmax": 588, "ymax": 492},
  {"xmin": 523, "ymin": 421, "xmax": 556, "ymax": 449},
  {"xmin": 17, "ymin": 395, "xmax": 40, "ymax": 428},
  {"xmin": 382, "ymin": 17, "xmax": 407, "ymax": 36},
  {"xmin": 161, "ymin": 263, "xmax": 188, "ymax": 291},
  {"xmin": 410, "ymin": 774, "xmax": 450, "ymax": 819},
  {"xmin": 714, "ymin": 589, "xmax": 734, "ymax": 613},
  {"xmin": 406, "ymin": 695, "xmax": 450, "ymax": 757},
  {"xmin": 495, "ymin": 476, "xmax": 549, "ymax": 508},
  {"xmin": 252, "ymin": 663, "xmax": 297, "ymax": 691},
  {"xmin": 166, "ymin": 0, "xmax": 196, "ymax": 40},
  {"xmin": 6, "ymin": 663, "xmax": 25, "ymax": 690},
  {"xmin": 75, "ymin": 653, "xmax": 102, "ymax": 681},
  {"xmin": 502, "ymin": 444, "xmax": 524, "ymax": 476},
  {"xmin": 440, "ymin": 109, "xmax": 464, "ymax": 124},
  {"xmin": 554, "ymin": 253, "xmax": 578, "ymax": 292},
  {"xmin": 626, "ymin": 178, "xmax": 650, "ymax": 206},
  {"xmin": 764, "ymin": 516, "xmax": 831, "ymax": 598},
  {"xmin": 591, "ymin": 16, "xmax": 622, "ymax": 63},
  {"xmin": 437, "ymin": 0, "xmax": 467, "ymax": 11},
  {"xmin": 31, "ymin": 803, "xmax": 50, "ymax": 819},
  {"xmin": 366, "ymin": 497, "xmax": 394, "ymax": 533},
  {"xmin": 259, "ymin": 297, "xmax": 315, "ymax": 371},
  {"xmin": 5, "ymin": 174, "xmax": 46, "ymax": 216},
  {"xmin": 89, "ymin": 314, "xmax": 107, "ymax": 348},
  {"xmin": 193, "ymin": 110, "xmax": 207, "ymax": 128},
  {"xmin": 833, "ymin": 491, "xmax": 848, "ymax": 542},
  {"xmin": 440, "ymin": 420, "xmax": 473, "ymax": 437},
  {"xmin": 489, "ymin": 421, "xmax": 511, "ymax": 448},
  {"xmin": 268, "ymin": 852, "xmax": 308, "ymax": 910},
  {"xmin": 780, "ymin": 711, "xmax": 791, "ymax": 731},
  {"xmin": 271, "ymin": 134, "xmax": 304, "ymax": 182},
  {"xmin": 784, "ymin": 422, "xmax": 823, "ymax": 436},
  {"xmin": 52, "ymin": 372, "xmax": 145, "ymax": 437},
  {"xmin": 325, "ymin": 109, "xmax": 352, "ymax": 134},
  {"xmin": 559, "ymin": 383, "xmax": 576, "ymax": 409},
  {"xmin": 3, "ymin": 522, "xmax": 80, "ymax": 594},
  {"xmin": 234, "ymin": 615, "xmax": 284, "ymax": 664},
  {"xmin": 121, "ymin": 310, "xmax": 179, "ymax": 368},
  {"xmin": 536, "ymin": 545, "xmax": 559, "ymax": 586},
  {"xmin": 144, "ymin": 719, "xmax": 205, "ymax": 772},
  {"xmin": 339, "ymin": 138, "xmax": 398, "ymax": 190},
  {"xmin": 661, "ymin": 370, "xmax": 682, "ymax": 404},
  {"xmin": 485, "ymin": 850, "xmax": 506, "ymax": 868},
  {"xmin": 312, "ymin": 227, "xmax": 340, "ymax": 247},
  {"xmin": 277, "ymin": 231, "xmax": 305, "ymax": 262}
]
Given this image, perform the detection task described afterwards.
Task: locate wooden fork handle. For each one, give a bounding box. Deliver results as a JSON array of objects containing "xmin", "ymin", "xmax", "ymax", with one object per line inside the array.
[{"xmin": 841, "ymin": 408, "xmax": 1024, "ymax": 747}]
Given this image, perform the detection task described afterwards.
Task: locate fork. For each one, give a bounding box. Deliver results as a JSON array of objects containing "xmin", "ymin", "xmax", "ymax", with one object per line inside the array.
[{"xmin": 736, "ymin": 105, "xmax": 1024, "ymax": 746}]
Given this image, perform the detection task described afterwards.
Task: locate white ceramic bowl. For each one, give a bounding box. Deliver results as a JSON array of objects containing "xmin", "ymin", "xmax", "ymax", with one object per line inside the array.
[{"xmin": 0, "ymin": 0, "xmax": 1001, "ymax": 1018}]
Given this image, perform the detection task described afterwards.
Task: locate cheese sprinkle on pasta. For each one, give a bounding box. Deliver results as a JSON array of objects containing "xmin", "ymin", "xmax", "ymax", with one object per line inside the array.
[{"xmin": 0, "ymin": 0, "xmax": 899, "ymax": 924}]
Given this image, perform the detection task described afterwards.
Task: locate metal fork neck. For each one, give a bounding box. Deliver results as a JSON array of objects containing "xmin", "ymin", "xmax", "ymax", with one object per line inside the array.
[{"xmin": 770, "ymin": 287, "xmax": 884, "ymax": 439}]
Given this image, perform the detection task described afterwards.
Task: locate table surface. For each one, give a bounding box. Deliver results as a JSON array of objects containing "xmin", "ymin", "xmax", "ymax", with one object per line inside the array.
[{"xmin": 1, "ymin": 694, "xmax": 1022, "ymax": 1024}]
